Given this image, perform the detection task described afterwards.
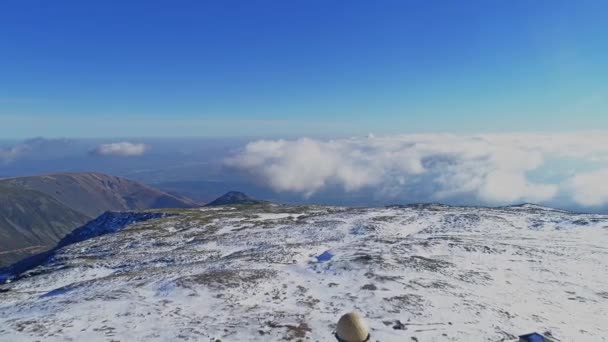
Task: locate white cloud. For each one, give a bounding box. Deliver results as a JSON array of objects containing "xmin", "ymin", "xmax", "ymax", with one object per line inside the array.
[
  {"xmin": 0, "ymin": 144, "xmax": 30, "ymax": 164},
  {"xmin": 227, "ymin": 133, "xmax": 608, "ymax": 205},
  {"xmin": 568, "ymin": 168, "xmax": 608, "ymax": 207},
  {"xmin": 92, "ymin": 142, "xmax": 147, "ymax": 157},
  {"xmin": 0, "ymin": 137, "xmax": 75, "ymax": 164}
]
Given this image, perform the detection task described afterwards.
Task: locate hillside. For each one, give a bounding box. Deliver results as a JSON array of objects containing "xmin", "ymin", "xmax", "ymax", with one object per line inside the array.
[
  {"xmin": 1, "ymin": 203, "xmax": 606, "ymax": 341},
  {"xmin": 1, "ymin": 172, "xmax": 198, "ymax": 218},
  {"xmin": 0, "ymin": 184, "xmax": 90, "ymax": 267},
  {"xmin": 0, "ymin": 172, "xmax": 198, "ymax": 267}
]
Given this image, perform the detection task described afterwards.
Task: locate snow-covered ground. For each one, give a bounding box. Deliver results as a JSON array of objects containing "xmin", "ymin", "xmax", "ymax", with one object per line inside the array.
[{"xmin": 1, "ymin": 204, "xmax": 607, "ymax": 341}]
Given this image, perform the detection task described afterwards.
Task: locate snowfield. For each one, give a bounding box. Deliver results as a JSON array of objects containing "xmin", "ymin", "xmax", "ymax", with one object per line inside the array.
[{"xmin": 1, "ymin": 204, "xmax": 608, "ymax": 341}]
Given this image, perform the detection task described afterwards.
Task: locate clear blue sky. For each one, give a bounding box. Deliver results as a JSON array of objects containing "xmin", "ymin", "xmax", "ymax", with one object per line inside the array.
[{"xmin": 1, "ymin": 0, "xmax": 607, "ymax": 138}]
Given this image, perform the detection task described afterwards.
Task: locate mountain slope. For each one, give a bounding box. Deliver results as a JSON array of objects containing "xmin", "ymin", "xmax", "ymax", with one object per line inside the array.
[
  {"xmin": 1, "ymin": 204, "xmax": 607, "ymax": 341},
  {"xmin": 0, "ymin": 184, "xmax": 90, "ymax": 267},
  {"xmin": 0, "ymin": 172, "xmax": 198, "ymax": 267},
  {"xmin": 1, "ymin": 211, "xmax": 170, "ymax": 283},
  {"xmin": 1, "ymin": 172, "xmax": 198, "ymax": 217}
]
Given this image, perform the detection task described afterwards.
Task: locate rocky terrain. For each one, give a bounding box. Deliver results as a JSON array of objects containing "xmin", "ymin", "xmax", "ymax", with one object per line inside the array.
[{"xmin": 1, "ymin": 203, "xmax": 607, "ymax": 341}]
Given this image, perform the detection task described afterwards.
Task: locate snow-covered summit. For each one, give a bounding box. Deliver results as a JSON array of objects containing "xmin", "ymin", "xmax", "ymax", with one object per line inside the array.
[{"xmin": 1, "ymin": 204, "xmax": 607, "ymax": 341}]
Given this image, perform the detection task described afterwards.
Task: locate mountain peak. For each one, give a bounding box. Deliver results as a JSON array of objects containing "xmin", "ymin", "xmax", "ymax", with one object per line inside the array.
[{"xmin": 205, "ymin": 191, "xmax": 264, "ymax": 206}]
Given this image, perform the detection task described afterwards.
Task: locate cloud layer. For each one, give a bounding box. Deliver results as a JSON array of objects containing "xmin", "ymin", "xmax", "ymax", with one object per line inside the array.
[
  {"xmin": 227, "ymin": 133, "xmax": 608, "ymax": 207},
  {"xmin": 0, "ymin": 144, "xmax": 29, "ymax": 164},
  {"xmin": 569, "ymin": 168, "xmax": 608, "ymax": 207},
  {"xmin": 0, "ymin": 138, "xmax": 78, "ymax": 164},
  {"xmin": 92, "ymin": 142, "xmax": 147, "ymax": 157}
]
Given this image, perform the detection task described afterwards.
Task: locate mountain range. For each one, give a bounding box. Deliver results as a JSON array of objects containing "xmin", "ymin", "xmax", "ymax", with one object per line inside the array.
[{"xmin": 0, "ymin": 172, "xmax": 197, "ymax": 267}]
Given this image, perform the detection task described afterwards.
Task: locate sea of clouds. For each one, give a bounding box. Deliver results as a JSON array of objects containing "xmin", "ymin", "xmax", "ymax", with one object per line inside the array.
[
  {"xmin": 226, "ymin": 133, "xmax": 608, "ymax": 207},
  {"xmin": 3, "ymin": 133, "xmax": 608, "ymax": 209}
]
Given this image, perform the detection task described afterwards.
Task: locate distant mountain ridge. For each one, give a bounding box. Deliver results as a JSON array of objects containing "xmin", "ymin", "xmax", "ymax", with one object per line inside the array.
[
  {"xmin": 0, "ymin": 172, "xmax": 198, "ymax": 267},
  {"xmin": 205, "ymin": 191, "xmax": 266, "ymax": 206},
  {"xmin": 2, "ymin": 172, "xmax": 197, "ymax": 217}
]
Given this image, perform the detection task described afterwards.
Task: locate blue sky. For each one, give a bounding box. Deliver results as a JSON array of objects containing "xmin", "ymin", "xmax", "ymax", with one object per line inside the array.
[{"xmin": 1, "ymin": 0, "xmax": 607, "ymax": 138}]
